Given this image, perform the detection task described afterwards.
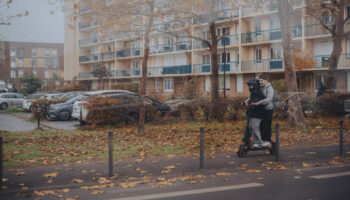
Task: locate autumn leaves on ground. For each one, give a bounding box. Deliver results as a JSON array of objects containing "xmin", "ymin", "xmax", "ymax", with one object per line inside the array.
[{"xmin": 2, "ymin": 117, "xmax": 348, "ymax": 168}]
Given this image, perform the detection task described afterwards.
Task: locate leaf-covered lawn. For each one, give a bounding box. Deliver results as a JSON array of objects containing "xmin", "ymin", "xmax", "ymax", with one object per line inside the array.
[{"xmin": 1, "ymin": 117, "xmax": 349, "ymax": 168}]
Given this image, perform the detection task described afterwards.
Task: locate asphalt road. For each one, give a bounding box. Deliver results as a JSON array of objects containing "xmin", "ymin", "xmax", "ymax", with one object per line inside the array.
[{"xmin": 0, "ymin": 111, "xmax": 80, "ymax": 132}]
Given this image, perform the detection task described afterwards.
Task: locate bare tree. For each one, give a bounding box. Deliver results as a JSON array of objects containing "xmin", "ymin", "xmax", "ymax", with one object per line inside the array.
[{"xmin": 305, "ymin": 0, "xmax": 350, "ymax": 91}]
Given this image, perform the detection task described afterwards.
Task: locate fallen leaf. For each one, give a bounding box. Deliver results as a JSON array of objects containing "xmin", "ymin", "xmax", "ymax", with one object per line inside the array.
[
  {"xmin": 257, "ymin": 177, "xmax": 264, "ymax": 180},
  {"xmin": 216, "ymin": 172, "xmax": 231, "ymax": 176},
  {"xmin": 33, "ymin": 190, "xmax": 57, "ymax": 196},
  {"xmin": 2, "ymin": 178, "xmax": 8, "ymax": 182},
  {"xmin": 15, "ymin": 172, "xmax": 26, "ymax": 176},
  {"xmin": 90, "ymin": 190, "xmax": 105, "ymax": 195},
  {"xmin": 43, "ymin": 172, "xmax": 58, "ymax": 178},
  {"xmin": 245, "ymin": 169, "xmax": 262, "ymax": 173},
  {"xmin": 62, "ymin": 188, "xmax": 70, "ymax": 193},
  {"xmin": 72, "ymin": 179, "xmax": 84, "ymax": 183},
  {"xmin": 302, "ymin": 162, "xmax": 311, "ymax": 168},
  {"xmin": 306, "ymin": 152, "xmax": 317, "ymax": 155}
]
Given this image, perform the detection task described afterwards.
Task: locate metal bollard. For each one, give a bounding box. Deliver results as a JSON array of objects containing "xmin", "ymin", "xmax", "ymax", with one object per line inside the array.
[
  {"xmin": 37, "ymin": 109, "xmax": 40, "ymax": 129},
  {"xmin": 275, "ymin": 124, "xmax": 280, "ymax": 162},
  {"xmin": 0, "ymin": 136, "xmax": 2, "ymax": 191},
  {"xmin": 339, "ymin": 120, "xmax": 344, "ymax": 156},
  {"xmin": 108, "ymin": 132, "xmax": 113, "ymax": 177},
  {"xmin": 80, "ymin": 108, "xmax": 83, "ymax": 126},
  {"xmin": 200, "ymin": 127, "xmax": 204, "ymax": 169}
]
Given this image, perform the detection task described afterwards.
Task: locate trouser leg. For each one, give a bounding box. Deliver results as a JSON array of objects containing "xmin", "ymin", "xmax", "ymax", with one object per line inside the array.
[
  {"xmin": 251, "ymin": 118, "xmax": 262, "ymax": 144},
  {"xmin": 261, "ymin": 109, "xmax": 273, "ymax": 142}
]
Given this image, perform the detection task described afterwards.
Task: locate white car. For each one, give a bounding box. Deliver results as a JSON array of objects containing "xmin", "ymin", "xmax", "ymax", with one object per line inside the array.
[
  {"xmin": 0, "ymin": 93, "xmax": 25, "ymax": 110},
  {"xmin": 22, "ymin": 93, "xmax": 46, "ymax": 111},
  {"xmin": 71, "ymin": 90, "xmax": 134, "ymax": 121}
]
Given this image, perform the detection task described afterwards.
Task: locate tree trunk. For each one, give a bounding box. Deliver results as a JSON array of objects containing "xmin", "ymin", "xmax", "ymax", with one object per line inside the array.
[
  {"xmin": 278, "ymin": 0, "xmax": 306, "ymax": 127},
  {"xmin": 138, "ymin": 1, "xmax": 154, "ymax": 134},
  {"xmin": 209, "ymin": 21, "xmax": 220, "ymax": 120},
  {"xmin": 325, "ymin": 0, "xmax": 345, "ymax": 91}
]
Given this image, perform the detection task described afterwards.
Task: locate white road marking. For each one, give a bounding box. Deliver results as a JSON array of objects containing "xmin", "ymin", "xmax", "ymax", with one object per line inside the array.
[
  {"xmin": 111, "ymin": 183, "xmax": 264, "ymax": 200},
  {"xmin": 309, "ymin": 171, "xmax": 350, "ymax": 179}
]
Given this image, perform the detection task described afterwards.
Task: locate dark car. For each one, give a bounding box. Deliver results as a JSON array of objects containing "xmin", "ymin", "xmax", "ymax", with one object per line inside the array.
[
  {"xmin": 47, "ymin": 95, "xmax": 84, "ymax": 120},
  {"xmin": 89, "ymin": 93, "xmax": 170, "ymax": 123}
]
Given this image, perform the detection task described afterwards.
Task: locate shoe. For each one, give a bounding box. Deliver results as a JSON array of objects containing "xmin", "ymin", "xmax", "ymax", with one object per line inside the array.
[
  {"xmin": 252, "ymin": 143, "xmax": 261, "ymax": 148},
  {"xmin": 261, "ymin": 141, "xmax": 271, "ymax": 147}
]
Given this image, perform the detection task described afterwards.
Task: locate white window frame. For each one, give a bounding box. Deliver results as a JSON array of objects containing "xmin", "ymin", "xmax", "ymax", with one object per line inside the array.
[
  {"xmin": 10, "ymin": 58, "xmax": 16, "ymax": 68},
  {"xmin": 219, "ymin": 75, "xmax": 230, "ymax": 91},
  {"xmin": 202, "ymin": 54, "xmax": 210, "ymax": 64},
  {"xmin": 45, "ymin": 48, "xmax": 50, "ymax": 57},
  {"xmin": 32, "ymin": 58, "xmax": 37, "ymax": 67},
  {"xmin": 10, "ymin": 70, "xmax": 16, "ymax": 78},
  {"xmin": 55, "ymin": 80, "xmax": 61, "ymax": 86},
  {"xmin": 155, "ymin": 79, "xmax": 159, "ymax": 91},
  {"xmin": 347, "ymin": 39, "xmax": 350, "ymax": 58},
  {"xmin": 255, "ymin": 48, "xmax": 262, "ymax": 62},
  {"xmin": 52, "ymin": 49, "xmax": 58, "ymax": 57},
  {"xmin": 236, "ymin": 74, "xmax": 243, "ymax": 92},
  {"xmin": 270, "ymin": 46, "xmax": 283, "ymax": 59},
  {"xmin": 32, "ymin": 48, "xmax": 37, "ymax": 57},
  {"xmin": 18, "ymin": 48, "xmax": 24, "ymax": 57},
  {"xmin": 18, "ymin": 58, "xmax": 24, "ymax": 67},
  {"xmin": 52, "ymin": 69, "xmax": 58, "ymax": 78},
  {"xmin": 10, "ymin": 48, "xmax": 16, "ymax": 57},
  {"xmin": 314, "ymin": 73, "xmax": 327, "ymax": 91},
  {"xmin": 18, "ymin": 70, "xmax": 24, "ymax": 78},
  {"xmin": 45, "ymin": 69, "xmax": 50, "ymax": 78},
  {"xmin": 45, "ymin": 58, "xmax": 51, "ymax": 68},
  {"xmin": 163, "ymin": 78, "xmax": 174, "ymax": 92},
  {"xmin": 205, "ymin": 76, "xmax": 210, "ymax": 92},
  {"xmin": 32, "ymin": 70, "xmax": 37, "ymax": 77},
  {"xmin": 52, "ymin": 57, "xmax": 58, "ymax": 68}
]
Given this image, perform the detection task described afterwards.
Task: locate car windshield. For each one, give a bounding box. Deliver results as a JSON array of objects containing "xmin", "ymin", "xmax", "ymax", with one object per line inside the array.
[{"xmin": 66, "ymin": 95, "xmax": 82, "ymax": 104}]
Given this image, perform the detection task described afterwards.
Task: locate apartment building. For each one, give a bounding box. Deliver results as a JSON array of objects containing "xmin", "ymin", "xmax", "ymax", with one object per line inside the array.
[
  {"xmin": 64, "ymin": 0, "xmax": 350, "ymax": 97},
  {"xmin": 0, "ymin": 41, "xmax": 64, "ymax": 91}
]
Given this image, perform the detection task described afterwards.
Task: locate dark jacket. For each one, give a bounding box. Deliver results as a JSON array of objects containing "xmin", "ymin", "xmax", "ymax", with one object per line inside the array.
[{"xmin": 248, "ymin": 90, "xmax": 265, "ymax": 119}]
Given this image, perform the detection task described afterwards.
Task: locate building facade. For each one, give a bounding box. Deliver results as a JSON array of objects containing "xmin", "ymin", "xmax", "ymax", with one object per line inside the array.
[
  {"xmin": 64, "ymin": 0, "xmax": 350, "ymax": 98},
  {"xmin": 0, "ymin": 41, "xmax": 64, "ymax": 91}
]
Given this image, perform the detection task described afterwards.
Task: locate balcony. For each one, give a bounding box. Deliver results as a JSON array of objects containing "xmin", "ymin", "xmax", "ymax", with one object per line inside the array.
[
  {"xmin": 78, "ymin": 5, "xmax": 90, "ymax": 14},
  {"xmin": 149, "ymin": 41, "xmax": 192, "ymax": 54},
  {"xmin": 79, "ymin": 36, "xmax": 99, "ymax": 47},
  {"xmin": 241, "ymin": 59, "xmax": 284, "ymax": 72},
  {"xmin": 311, "ymin": 54, "xmax": 350, "ymax": 69},
  {"xmin": 79, "ymin": 21, "xmax": 98, "ymax": 30},
  {"xmin": 116, "ymin": 48, "xmax": 142, "ymax": 58},
  {"xmin": 305, "ymin": 23, "xmax": 330, "ymax": 37},
  {"xmin": 78, "ymin": 72, "xmax": 94, "ymax": 79},
  {"xmin": 109, "ymin": 69, "xmax": 139, "ymax": 78},
  {"xmin": 148, "ymin": 64, "xmax": 192, "ymax": 76},
  {"xmin": 194, "ymin": 34, "xmax": 240, "ymax": 49},
  {"xmin": 193, "ymin": 9, "xmax": 239, "ymax": 24},
  {"xmin": 193, "ymin": 62, "xmax": 239, "ymax": 74},
  {"xmin": 79, "ymin": 54, "xmax": 99, "ymax": 63},
  {"xmin": 241, "ymin": 26, "xmax": 301, "ymax": 44},
  {"xmin": 102, "ymin": 52, "xmax": 115, "ymax": 61}
]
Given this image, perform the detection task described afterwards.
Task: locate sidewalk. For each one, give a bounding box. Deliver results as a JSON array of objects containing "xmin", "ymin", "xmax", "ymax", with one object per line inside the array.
[{"xmin": 2, "ymin": 145, "xmax": 350, "ymax": 198}]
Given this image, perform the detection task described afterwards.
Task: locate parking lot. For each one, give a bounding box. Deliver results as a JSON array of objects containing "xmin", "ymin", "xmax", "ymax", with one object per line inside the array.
[{"xmin": 0, "ymin": 111, "xmax": 80, "ymax": 132}]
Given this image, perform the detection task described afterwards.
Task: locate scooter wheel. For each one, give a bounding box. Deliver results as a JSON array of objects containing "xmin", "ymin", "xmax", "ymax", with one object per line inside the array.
[
  {"xmin": 269, "ymin": 142, "xmax": 276, "ymax": 155},
  {"xmin": 237, "ymin": 144, "xmax": 248, "ymax": 158}
]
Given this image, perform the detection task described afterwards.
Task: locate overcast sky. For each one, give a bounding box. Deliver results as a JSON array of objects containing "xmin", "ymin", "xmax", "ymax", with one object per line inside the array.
[{"xmin": 0, "ymin": 0, "xmax": 64, "ymax": 43}]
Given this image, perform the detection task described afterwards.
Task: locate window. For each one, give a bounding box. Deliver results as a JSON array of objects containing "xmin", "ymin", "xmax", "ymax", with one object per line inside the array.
[
  {"xmin": 219, "ymin": 75, "xmax": 230, "ymax": 91},
  {"xmin": 255, "ymin": 48, "xmax": 262, "ymax": 62},
  {"xmin": 18, "ymin": 58, "xmax": 24, "ymax": 67},
  {"xmin": 55, "ymin": 80, "xmax": 61, "ymax": 86},
  {"xmin": 270, "ymin": 16, "xmax": 280, "ymax": 30},
  {"xmin": 42, "ymin": 80, "xmax": 47, "ymax": 88},
  {"xmin": 321, "ymin": 11, "xmax": 332, "ymax": 24},
  {"xmin": 32, "ymin": 48, "xmax": 37, "ymax": 57},
  {"xmin": 236, "ymin": 74, "xmax": 243, "ymax": 92},
  {"xmin": 270, "ymin": 47, "xmax": 283, "ymax": 59},
  {"xmin": 202, "ymin": 54, "xmax": 210, "ymax": 63},
  {"xmin": 314, "ymin": 73, "xmax": 327, "ymax": 90},
  {"xmin": 18, "ymin": 48, "xmax": 24, "ymax": 57},
  {"xmin": 32, "ymin": 70, "xmax": 37, "ymax": 77},
  {"xmin": 347, "ymin": 72, "xmax": 350, "ymax": 92},
  {"xmin": 163, "ymin": 78, "xmax": 174, "ymax": 91},
  {"xmin": 45, "ymin": 48, "xmax": 50, "ymax": 57},
  {"xmin": 18, "ymin": 70, "xmax": 24, "ymax": 78},
  {"xmin": 347, "ymin": 6, "xmax": 350, "ymax": 18},
  {"xmin": 11, "ymin": 70, "xmax": 16, "ymax": 78},
  {"xmin": 52, "ymin": 69, "xmax": 58, "ymax": 78},
  {"xmin": 347, "ymin": 39, "xmax": 350, "ymax": 58},
  {"xmin": 52, "ymin": 58, "xmax": 58, "ymax": 68},
  {"xmin": 10, "ymin": 48, "xmax": 16, "ymax": 57},
  {"xmin": 255, "ymin": 21, "xmax": 262, "ymax": 32},
  {"xmin": 155, "ymin": 79, "xmax": 159, "ymax": 91},
  {"xmin": 11, "ymin": 58, "xmax": 16, "ymax": 68},
  {"xmin": 45, "ymin": 58, "xmax": 51, "ymax": 67},
  {"xmin": 32, "ymin": 58, "xmax": 37, "ymax": 67},
  {"xmin": 205, "ymin": 76, "xmax": 210, "ymax": 92},
  {"xmin": 52, "ymin": 49, "xmax": 57, "ymax": 57},
  {"xmin": 45, "ymin": 69, "xmax": 50, "ymax": 78},
  {"xmin": 221, "ymin": 52, "xmax": 230, "ymax": 63}
]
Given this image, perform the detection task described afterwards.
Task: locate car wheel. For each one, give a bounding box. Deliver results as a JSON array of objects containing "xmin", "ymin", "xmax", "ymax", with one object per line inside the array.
[
  {"xmin": 0, "ymin": 103, "xmax": 8, "ymax": 110},
  {"xmin": 59, "ymin": 111, "xmax": 70, "ymax": 121}
]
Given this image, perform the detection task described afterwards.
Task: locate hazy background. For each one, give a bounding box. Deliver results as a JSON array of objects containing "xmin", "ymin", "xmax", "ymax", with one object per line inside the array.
[{"xmin": 0, "ymin": 0, "xmax": 64, "ymax": 43}]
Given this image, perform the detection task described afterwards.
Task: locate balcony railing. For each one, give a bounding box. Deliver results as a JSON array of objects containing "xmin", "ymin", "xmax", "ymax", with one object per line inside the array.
[
  {"xmin": 149, "ymin": 41, "xmax": 192, "ymax": 54},
  {"xmin": 79, "ymin": 36, "xmax": 99, "ymax": 47},
  {"xmin": 116, "ymin": 48, "xmax": 142, "ymax": 58},
  {"xmin": 194, "ymin": 34, "xmax": 240, "ymax": 49},
  {"xmin": 78, "ymin": 72, "xmax": 94, "ymax": 79},
  {"xmin": 148, "ymin": 64, "xmax": 192, "ymax": 76},
  {"xmin": 79, "ymin": 54, "xmax": 99, "ymax": 62},
  {"xmin": 78, "ymin": 5, "xmax": 90, "ymax": 13},
  {"xmin": 241, "ymin": 26, "xmax": 302, "ymax": 44},
  {"xmin": 102, "ymin": 52, "xmax": 116, "ymax": 61},
  {"xmin": 193, "ymin": 62, "xmax": 239, "ymax": 74},
  {"xmin": 109, "ymin": 69, "xmax": 140, "ymax": 78},
  {"xmin": 193, "ymin": 9, "xmax": 239, "ymax": 24},
  {"xmin": 241, "ymin": 59, "xmax": 284, "ymax": 72},
  {"xmin": 79, "ymin": 21, "xmax": 98, "ymax": 30},
  {"xmin": 311, "ymin": 54, "xmax": 350, "ymax": 69},
  {"xmin": 305, "ymin": 23, "xmax": 330, "ymax": 37}
]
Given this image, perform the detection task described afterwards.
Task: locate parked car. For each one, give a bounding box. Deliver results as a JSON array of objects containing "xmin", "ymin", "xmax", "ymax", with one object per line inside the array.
[
  {"xmin": 0, "ymin": 93, "xmax": 25, "ymax": 110},
  {"xmin": 71, "ymin": 90, "xmax": 135, "ymax": 121},
  {"xmin": 88, "ymin": 93, "xmax": 171, "ymax": 123},
  {"xmin": 39, "ymin": 93, "xmax": 64, "ymax": 100},
  {"xmin": 58, "ymin": 91, "xmax": 86, "ymax": 101},
  {"xmin": 47, "ymin": 95, "xmax": 85, "ymax": 120},
  {"xmin": 22, "ymin": 93, "xmax": 47, "ymax": 112}
]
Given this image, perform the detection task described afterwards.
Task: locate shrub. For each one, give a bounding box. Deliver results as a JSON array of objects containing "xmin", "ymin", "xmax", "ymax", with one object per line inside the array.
[
  {"xmin": 111, "ymin": 82, "xmax": 139, "ymax": 93},
  {"xmin": 314, "ymin": 92, "xmax": 350, "ymax": 116},
  {"xmin": 225, "ymin": 97, "xmax": 247, "ymax": 121},
  {"xmin": 31, "ymin": 99, "xmax": 65, "ymax": 119},
  {"xmin": 56, "ymin": 84, "xmax": 88, "ymax": 92}
]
